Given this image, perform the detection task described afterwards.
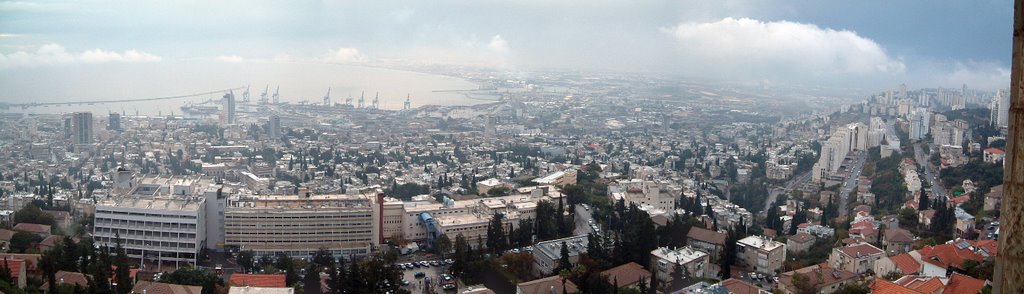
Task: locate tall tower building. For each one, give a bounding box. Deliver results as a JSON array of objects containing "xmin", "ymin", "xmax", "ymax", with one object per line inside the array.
[
  {"xmin": 108, "ymin": 112, "xmax": 121, "ymax": 131},
  {"xmin": 71, "ymin": 112, "xmax": 93, "ymax": 145},
  {"xmin": 267, "ymin": 115, "xmax": 281, "ymax": 139},
  {"xmin": 223, "ymin": 92, "xmax": 236, "ymax": 124},
  {"xmin": 991, "ymin": 89, "xmax": 1010, "ymax": 127}
]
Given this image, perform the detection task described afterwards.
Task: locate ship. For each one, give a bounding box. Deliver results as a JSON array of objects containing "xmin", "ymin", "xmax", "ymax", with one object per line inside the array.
[{"xmin": 180, "ymin": 102, "xmax": 219, "ymax": 115}]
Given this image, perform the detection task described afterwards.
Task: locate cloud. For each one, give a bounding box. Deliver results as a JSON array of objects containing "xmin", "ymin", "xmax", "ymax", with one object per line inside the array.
[
  {"xmin": 487, "ymin": 35, "xmax": 510, "ymax": 55},
  {"xmin": 0, "ymin": 43, "xmax": 161, "ymax": 68},
  {"xmin": 215, "ymin": 55, "xmax": 245, "ymax": 63},
  {"xmin": 912, "ymin": 60, "xmax": 1010, "ymax": 90},
  {"xmin": 323, "ymin": 47, "xmax": 365, "ymax": 63},
  {"xmin": 661, "ymin": 17, "xmax": 904, "ymax": 83}
]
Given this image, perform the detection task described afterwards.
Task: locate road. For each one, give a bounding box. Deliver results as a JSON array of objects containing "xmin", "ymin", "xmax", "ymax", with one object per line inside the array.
[
  {"xmin": 764, "ymin": 171, "xmax": 812, "ymax": 213},
  {"xmin": 837, "ymin": 152, "xmax": 868, "ymax": 214},
  {"xmin": 914, "ymin": 143, "xmax": 948, "ymax": 201},
  {"xmin": 573, "ymin": 204, "xmax": 596, "ymax": 236}
]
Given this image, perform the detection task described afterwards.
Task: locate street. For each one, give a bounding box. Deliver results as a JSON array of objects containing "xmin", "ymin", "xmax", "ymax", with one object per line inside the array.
[
  {"xmin": 838, "ymin": 152, "xmax": 868, "ymax": 214},
  {"xmin": 574, "ymin": 204, "xmax": 596, "ymax": 236},
  {"xmin": 764, "ymin": 171, "xmax": 812, "ymax": 213},
  {"xmin": 914, "ymin": 143, "xmax": 948, "ymax": 201}
]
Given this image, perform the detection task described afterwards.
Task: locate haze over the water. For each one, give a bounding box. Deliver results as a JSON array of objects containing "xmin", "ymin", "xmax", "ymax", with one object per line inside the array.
[
  {"xmin": 0, "ymin": 0, "xmax": 1014, "ymax": 104},
  {"xmin": 0, "ymin": 60, "xmax": 483, "ymax": 115}
]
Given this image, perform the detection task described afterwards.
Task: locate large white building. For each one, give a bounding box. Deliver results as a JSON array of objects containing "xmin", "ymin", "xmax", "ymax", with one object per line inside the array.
[
  {"xmin": 608, "ymin": 179, "xmax": 680, "ymax": 215},
  {"xmin": 94, "ymin": 175, "xmax": 223, "ymax": 268},
  {"xmin": 908, "ymin": 109, "xmax": 930, "ymax": 141},
  {"xmin": 991, "ymin": 89, "xmax": 1010, "ymax": 128},
  {"xmin": 224, "ymin": 193, "xmax": 377, "ymax": 258}
]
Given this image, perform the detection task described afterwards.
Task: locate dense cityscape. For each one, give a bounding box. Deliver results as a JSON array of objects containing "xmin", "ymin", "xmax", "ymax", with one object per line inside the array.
[
  {"xmin": 0, "ymin": 1, "xmax": 1018, "ymax": 294},
  {"xmin": 0, "ymin": 69, "xmax": 1011, "ymax": 294}
]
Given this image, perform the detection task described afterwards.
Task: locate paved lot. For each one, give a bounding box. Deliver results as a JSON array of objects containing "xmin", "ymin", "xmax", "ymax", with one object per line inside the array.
[{"xmin": 399, "ymin": 260, "xmax": 456, "ymax": 292}]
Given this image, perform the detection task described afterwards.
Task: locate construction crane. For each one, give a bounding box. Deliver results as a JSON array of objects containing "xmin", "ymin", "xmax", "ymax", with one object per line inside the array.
[
  {"xmin": 323, "ymin": 87, "xmax": 331, "ymax": 106},
  {"xmin": 242, "ymin": 85, "xmax": 251, "ymax": 102},
  {"xmin": 272, "ymin": 86, "xmax": 280, "ymax": 104},
  {"xmin": 372, "ymin": 92, "xmax": 380, "ymax": 109},
  {"xmin": 403, "ymin": 94, "xmax": 411, "ymax": 110},
  {"xmin": 260, "ymin": 85, "xmax": 269, "ymax": 104},
  {"xmin": 357, "ymin": 91, "xmax": 365, "ymax": 108}
]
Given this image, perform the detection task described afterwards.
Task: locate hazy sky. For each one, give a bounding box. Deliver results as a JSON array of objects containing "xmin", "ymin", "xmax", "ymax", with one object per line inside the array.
[{"xmin": 0, "ymin": 0, "xmax": 1013, "ymax": 96}]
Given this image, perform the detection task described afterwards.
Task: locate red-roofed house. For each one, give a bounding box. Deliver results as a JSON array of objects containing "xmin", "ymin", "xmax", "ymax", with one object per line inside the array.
[
  {"xmin": 944, "ymin": 272, "xmax": 985, "ymax": 294},
  {"xmin": 946, "ymin": 195, "xmax": 969, "ymax": 208},
  {"xmin": 869, "ymin": 279, "xmax": 922, "ymax": 294},
  {"xmin": 894, "ymin": 276, "xmax": 945, "ymax": 293},
  {"xmin": 686, "ymin": 227, "xmax": 727, "ymax": 257},
  {"xmin": 883, "ymin": 228, "xmax": 916, "ymax": 256},
  {"xmin": 874, "ymin": 253, "xmax": 922, "ymax": 277},
  {"xmin": 13, "ymin": 223, "xmax": 51, "ymax": 238},
  {"xmin": 132, "ymin": 281, "xmax": 203, "ymax": 294},
  {"xmin": 229, "ymin": 273, "xmax": 287, "ymax": 288},
  {"xmin": 913, "ymin": 238, "xmax": 994, "ymax": 273},
  {"xmin": 40, "ymin": 271, "xmax": 90, "ymax": 291},
  {"xmin": 828, "ymin": 242, "xmax": 884, "ymax": 274},
  {"xmin": 1, "ymin": 258, "xmax": 27, "ymax": 288},
  {"xmin": 983, "ymin": 147, "xmax": 1005, "ymax": 163},
  {"xmin": 600, "ymin": 262, "xmax": 651, "ymax": 289},
  {"xmin": 778, "ymin": 263, "xmax": 857, "ymax": 294}
]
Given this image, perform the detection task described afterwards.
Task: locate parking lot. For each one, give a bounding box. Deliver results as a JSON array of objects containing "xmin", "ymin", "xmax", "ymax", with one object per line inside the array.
[{"xmin": 398, "ymin": 259, "xmax": 457, "ymax": 292}]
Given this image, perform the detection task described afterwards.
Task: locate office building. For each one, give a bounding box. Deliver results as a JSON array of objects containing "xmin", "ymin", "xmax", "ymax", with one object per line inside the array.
[
  {"xmin": 267, "ymin": 115, "xmax": 281, "ymax": 138},
  {"xmin": 94, "ymin": 197, "xmax": 205, "ymax": 268},
  {"xmin": 224, "ymin": 193, "xmax": 377, "ymax": 258},
  {"xmin": 108, "ymin": 113, "xmax": 121, "ymax": 131},
  {"xmin": 224, "ymin": 92, "xmax": 236, "ymax": 124},
  {"xmin": 71, "ymin": 112, "xmax": 93, "ymax": 145}
]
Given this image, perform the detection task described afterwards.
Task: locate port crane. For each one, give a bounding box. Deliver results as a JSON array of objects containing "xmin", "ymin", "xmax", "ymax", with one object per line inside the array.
[{"xmin": 323, "ymin": 87, "xmax": 331, "ymax": 106}]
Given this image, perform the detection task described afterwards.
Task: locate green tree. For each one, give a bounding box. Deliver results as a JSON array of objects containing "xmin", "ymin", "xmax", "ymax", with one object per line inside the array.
[
  {"xmin": 9, "ymin": 231, "xmax": 39, "ymax": 253},
  {"xmin": 237, "ymin": 250, "xmax": 255, "ymax": 273},
  {"xmin": 12, "ymin": 203, "xmax": 55, "ymax": 226},
  {"xmin": 274, "ymin": 254, "xmax": 299, "ymax": 286},
  {"xmin": 435, "ymin": 234, "xmax": 452, "ymax": 258},
  {"xmin": 159, "ymin": 267, "xmax": 225, "ymax": 294},
  {"xmin": 555, "ymin": 241, "xmax": 572, "ymax": 275},
  {"xmin": 113, "ymin": 234, "xmax": 132, "ymax": 294},
  {"xmin": 486, "ymin": 213, "xmax": 507, "ymax": 253}
]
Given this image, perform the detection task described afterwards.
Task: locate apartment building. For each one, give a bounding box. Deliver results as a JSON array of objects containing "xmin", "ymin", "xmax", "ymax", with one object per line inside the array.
[{"xmin": 736, "ymin": 236, "xmax": 786, "ymax": 275}]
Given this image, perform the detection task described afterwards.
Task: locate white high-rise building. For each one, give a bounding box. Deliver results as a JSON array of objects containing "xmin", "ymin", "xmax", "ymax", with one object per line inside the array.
[
  {"xmin": 908, "ymin": 108, "xmax": 930, "ymax": 141},
  {"xmin": 991, "ymin": 89, "xmax": 1010, "ymax": 128}
]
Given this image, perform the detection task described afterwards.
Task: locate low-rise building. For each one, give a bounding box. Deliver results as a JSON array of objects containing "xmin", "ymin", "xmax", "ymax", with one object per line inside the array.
[
  {"xmin": 778, "ymin": 263, "xmax": 857, "ymax": 294},
  {"xmin": 650, "ymin": 246, "xmax": 711, "ymax": 289},
  {"xmin": 686, "ymin": 227, "xmax": 726, "ymax": 258},
  {"xmin": 531, "ymin": 235, "xmax": 588, "ymax": 276},
  {"xmin": 828, "ymin": 242, "xmax": 884, "ymax": 274},
  {"xmin": 787, "ymin": 233, "xmax": 816, "ymax": 254},
  {"xmin": 736, "ymin": 236, "xmax": 786, "ymax": 274}
]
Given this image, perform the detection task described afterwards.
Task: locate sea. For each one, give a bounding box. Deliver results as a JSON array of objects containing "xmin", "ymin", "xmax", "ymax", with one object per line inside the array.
[{"xmin": 0, "ymin": 61, "xmax": 488, "ymax": 116}]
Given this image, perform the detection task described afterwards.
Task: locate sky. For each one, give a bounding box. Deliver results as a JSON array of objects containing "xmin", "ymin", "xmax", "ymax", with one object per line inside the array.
[{"xmin": 0, "ymin": 0, "xmax": 1014, "ymax": 99}]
